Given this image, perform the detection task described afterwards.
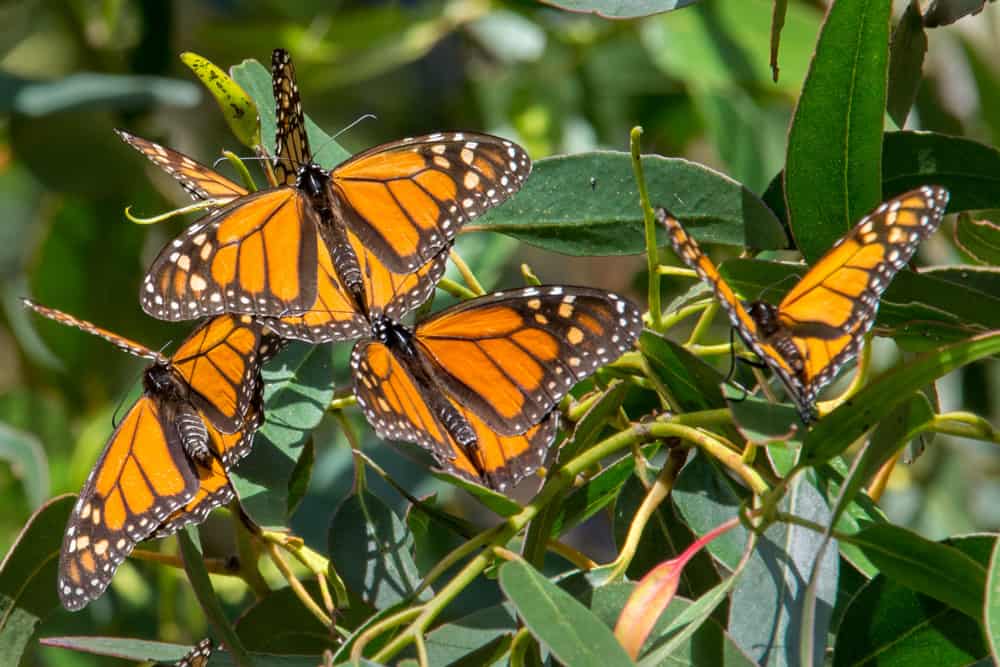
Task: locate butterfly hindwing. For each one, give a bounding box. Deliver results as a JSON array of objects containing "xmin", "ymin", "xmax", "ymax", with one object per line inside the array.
[
  {"xmin": 174, "ymin": 639, "xmax": 213, "ymax": 667},
  {"xmin": 351, "ymin": 340, "xmax": 558, "ymax": 491},
  {"xmin": 59, "ymin": 396, "xmax": 199, "ymax": 611},
  {"xmin": 413, "ymin": 286, "xmax": 643, "ymax": 435}
]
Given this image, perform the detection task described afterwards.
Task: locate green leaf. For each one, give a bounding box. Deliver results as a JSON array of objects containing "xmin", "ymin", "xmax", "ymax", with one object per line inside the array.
[
  {"xmin": 230, "ymin": 58, "xmax": 348, "ymax": 168},
  {"xmin": 613, "ymin": 469, "xmax": 722, "ymax": 599},
  {"xmin": 547, "ymin": 449, "xmax": 645, "ymax": 538},
  {"xmin": 955, "ymin": 213, "xmax": 1000, "ymax": 265},
  {"xmin": 178, "ymin": 529, "xmax": 252, "ymax": 666},
  {"xmin": 640, "ymin": 331, "xmax": 726, "ymax": 412},
  {"xmin": 5, "ymin": 73, "xmax": 199, "ymax": 116},
  {"xmin": 641, "ymin": 0, "xmax": 822, "ymax": 96},
  {"xmin": 538, "ymin": 0, "xmax": 699, "ymax": 19},
  {"xmin": 474, "ymin": 152, "xmax": 786, "ymax": 255},
  {"xmin": 765, "ymin": 130, "xmax": 1000, "ymax": 226},
  {"xmin": 672, "ymin": 452, "xmax": 750, "ymax": 571},
  {"xmin": 328, "ymin": 490, "xmax": 430, "ymax": 610},
  {"xmin": 236, "ymin": 580, "xmax": 338, "ymax": 654},
  {"xmin": 882, "ymin": 130, "xmax": 1000, "ymax": 210},
  {"xmin": 886, "ymin": 1, "xmax": 927, "ymax": 127},
  {"xmin": 0, "ymin": 495, "xmax": 73, "ymax": 666},
  {"xmin": 39, "ymin": 637, "xmax": 201, "ymax": 663},
  {"xmin": 40, "ymin": 636, "xmax": 324, "ymax": 666},
  {"xmin": 181, "ymin": 52, "xmax": 260, "ymax": 148},
  {"xmin": 590, "ymin": 583, "xmax": 755, "ymax": 666},
  {"xmin": 800, "ymin": 332, "xmax": 1000, "ymax": 466},
  {"xmin": 499, "ymin": 559, "xmax": 633, "ymax": 667},
  {"xmin": 785, "ymin": 0, "xmax": 892, "ymax": 263},
  {"xmin": 429, "ymin": 472, "xmax": 523, "ymax": 517},
  {"xmin": 833, "ymin": 536, "xmax": 992, "ymax": 667},
  {"xmin": 843, "ymin": 525, "xmax": 986, "ymax": 621},
  {"xmin": 728, "ymin": 475, "xmax": 838, "ymax": 666},
  {"xmin": 424, "ymin": 604, "xmax": 517, "ymax": 667},
  {"xmin": 986, "ymin": 538, "xmax": 1000, "ymax": 662},
  {"xmin": 0, "ymin": 422, "xmax": 48, "ymax": 508},
  {"xmin": 286, "ymin": 437, "xmax": 314, "ymax": 517},
  {"xmin": 560, "ymin": 381, "xmax": 629, "ymax": 461},
  {"xmin": 234, "ymin": 342, "xmax": 339, "ymax": 527}
]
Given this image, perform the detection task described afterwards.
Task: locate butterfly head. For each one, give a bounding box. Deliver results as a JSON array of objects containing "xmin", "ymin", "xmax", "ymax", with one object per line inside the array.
[
  {"xmin": 295, "ymin": 162, "xmax": 330, "ymax": 199},
  {"xmin": 747, "ymin": 301, "xmax": 780, "ymax": 337},
  {"xmin": 143, "ymin": 362, "xmax": 187, "ymax": 402},
  {"xmin": 370, "ymin": 314, "xmax": 414, "ymax": 352}
]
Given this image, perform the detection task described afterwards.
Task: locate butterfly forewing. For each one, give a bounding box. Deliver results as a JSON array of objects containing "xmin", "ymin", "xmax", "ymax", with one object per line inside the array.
[
  {"xmin": 777, "ymin": 186, "xmax": 950, "ymax": 337},
  {"xmin": 21, "ymin": 299, "xmax": 159, "ymax": 361},
  {"xmin": 271, "ymin": 48, "xmax": 310, "ymax": 185},
  {"xmin": 171, "ymin": 314, "xmax": 263, "ymax": 434},
  {"xmin": 115, "ymin": 129, "xmax": 246, "ymax": 202},
  {"xmin": 330, "ymin": 132, "xmax": 531, "ymax": 272},
  {"xmin": 141, "ymin": 188, "xmax": 321, "ymax": 321},
  {"xmin": 413, "ymin": 286, "xmax": 643, "ymax": 435},
  {"xmin": 59, "ymin": 397, "xmax": 199, "ymax": 611}
]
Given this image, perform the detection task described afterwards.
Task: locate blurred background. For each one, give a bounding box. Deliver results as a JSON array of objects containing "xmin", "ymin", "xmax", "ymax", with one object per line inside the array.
[{"xmin": 2, "ymin": 1, "xmax": 999, "ymax": 664}]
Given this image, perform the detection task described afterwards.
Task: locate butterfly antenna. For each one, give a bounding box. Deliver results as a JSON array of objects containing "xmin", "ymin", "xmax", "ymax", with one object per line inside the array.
[
  {"xmin": 311, "ymin": 113, "xmax": 378, "ymax": 160},
  {"xmin": 332, "ymin": 113, "xmax": 377, "ymax": 141}
]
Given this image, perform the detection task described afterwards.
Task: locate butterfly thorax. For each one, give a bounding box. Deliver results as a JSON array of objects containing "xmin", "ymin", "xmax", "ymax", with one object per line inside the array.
[
  {"xmin": 747, "ymin": 301, "xmax": 806, "ymax": 376},
  {"xmin": 143, "ymin": 363, "xmax": 211, "ymax": 462},
  {"xmin": 372, "ymin": 315, "xmax": 416, "ymax": 355},
  {"xmin": 143, "ymin": 363, "xmax": 189, "ymax": 403},
  {"xmin": 296, "ymin": 162, "xmax": 330, "ymax": 205}
]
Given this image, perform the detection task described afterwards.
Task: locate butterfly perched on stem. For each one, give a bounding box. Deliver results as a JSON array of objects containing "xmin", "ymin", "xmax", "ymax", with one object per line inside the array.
[
  {"xmin": 657, "ymin": 186, "xmax": 949, "ymax": 422},
  {"xmin": 134, "ymin": 48, "xmax": 530, "ymax": 342},
  {"xmin": 352, "ymin": 286, "xmax": 643, "ymax": 491},
  {"xmin": 23, "ymin": 301, "xmax": 279, "ymax": 610}
]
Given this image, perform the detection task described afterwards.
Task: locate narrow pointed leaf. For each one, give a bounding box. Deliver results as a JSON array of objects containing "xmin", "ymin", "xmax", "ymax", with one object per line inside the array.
[
  {"xmin": 473, "ymin": 152, "xmax": 786, "ymax": 255},
  {"xmin": 785, "ymin": 0, "xmax": 892, "ymax": 262},
  {"xmin": 955, "ymin": 213, "xmax": 1000, "ymax": 265},
  {"xmin": 538, "ymin": 0, "xmax": 700, "ymax": 19},
  {"xmin": 181, "ymin": 52, "xmax": 260, "ymax": 148},
  {"xmin": 0, "ymin": 495, "xmax": 74, "ymax": 665},
  {"xmin": 801, "ymin": 332, "xmax": 1000, "ymax": 466},
  {"xmin": 499, "ymin": 560, "xmax": 633, "ymax": 666}
]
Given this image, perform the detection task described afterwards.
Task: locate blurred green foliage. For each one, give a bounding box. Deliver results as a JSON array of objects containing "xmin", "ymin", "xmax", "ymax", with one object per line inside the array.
[{"xmin": 1, "ymin": 1, "xmax": 999, "ymax": 666}]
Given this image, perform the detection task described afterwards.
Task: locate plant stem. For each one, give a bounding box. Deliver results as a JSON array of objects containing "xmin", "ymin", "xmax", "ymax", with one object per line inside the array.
[
  {"xmin": 449, "ymin": 248, "xmax": 485, "ymax": 295},
  {"xmin": 630, "ymin": 126, "xmax": 663, "ymax": 332}
]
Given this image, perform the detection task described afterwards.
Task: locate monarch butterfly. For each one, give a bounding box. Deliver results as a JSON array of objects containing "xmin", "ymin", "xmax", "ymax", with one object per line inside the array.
[
  {"xmin": 656, "ymin": 185, "xmax": 950, "ymax": 422},
  {"xmin": 351, "ymin": 286, "xmax": 643, "ymax": 491},
  {"xmin": 135, "ymin": 48, "xmax": 530, "ymax": 340},
  {"xmin": 118, "ymin": 130, "xmax": 445, "ymax": 342},
  {"xmin": 22, "ymin": 301, "xmax": 277, "ymax": 610},
  {"xmin": 173, "ymin": 638, "xmax": 212, "ymax": 667}
]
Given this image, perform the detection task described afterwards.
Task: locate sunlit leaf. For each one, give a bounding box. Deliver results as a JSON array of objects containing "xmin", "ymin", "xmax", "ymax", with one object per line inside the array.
[
  {"xmin": 181, "ymin": 51, "xmax": 260, "ymax": 148},
  {"xmin": 785, "ymin": 0, "xmax": 891, "ymax": 262}
]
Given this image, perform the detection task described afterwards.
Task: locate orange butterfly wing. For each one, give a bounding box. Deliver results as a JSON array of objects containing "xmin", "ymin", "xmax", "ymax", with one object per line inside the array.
[
  {"xmin": 170, "ymin": 314, "xmax": 263, "ymax": 435},
  {"xmin": 413, "ymin": 286, "xmax": 643, "ymax": 435},
  {"xmin": 352, "ymin": 340, "xmax": 557, "ymax": 491},
  {"xmin": 174, "ymin": 639, "xmax": 213, "ymax": 667},
  {"xmin": 58, "ymin": 396, "xmax": 199, "ymax": 611},
  {"xmin": 116, "ymin": 129, "xmax": 246, "ymax": 202},
  {"xmin": 330, "ymin": 132, "xmax": 531, "ymax": 272},
  {"xmin": 151, "ymin": 399, "xmax": 264, "ymax": 538},
  {"xmin": 657, "ymin": 185, "xmax": 949, "ymax": 420},
  {"xmin": 140, "ymin": 187, "xmax": 322, "ymax": 321}
]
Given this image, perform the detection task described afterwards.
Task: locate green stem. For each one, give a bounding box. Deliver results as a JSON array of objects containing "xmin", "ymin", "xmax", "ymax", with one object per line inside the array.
[
  {"xmin": 630, "ymin": 126, "xmax": 663, "ymax": 332},
  {"xmin": 437, "ymin": 277, "xmax": 478, "ymax": 300}
]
